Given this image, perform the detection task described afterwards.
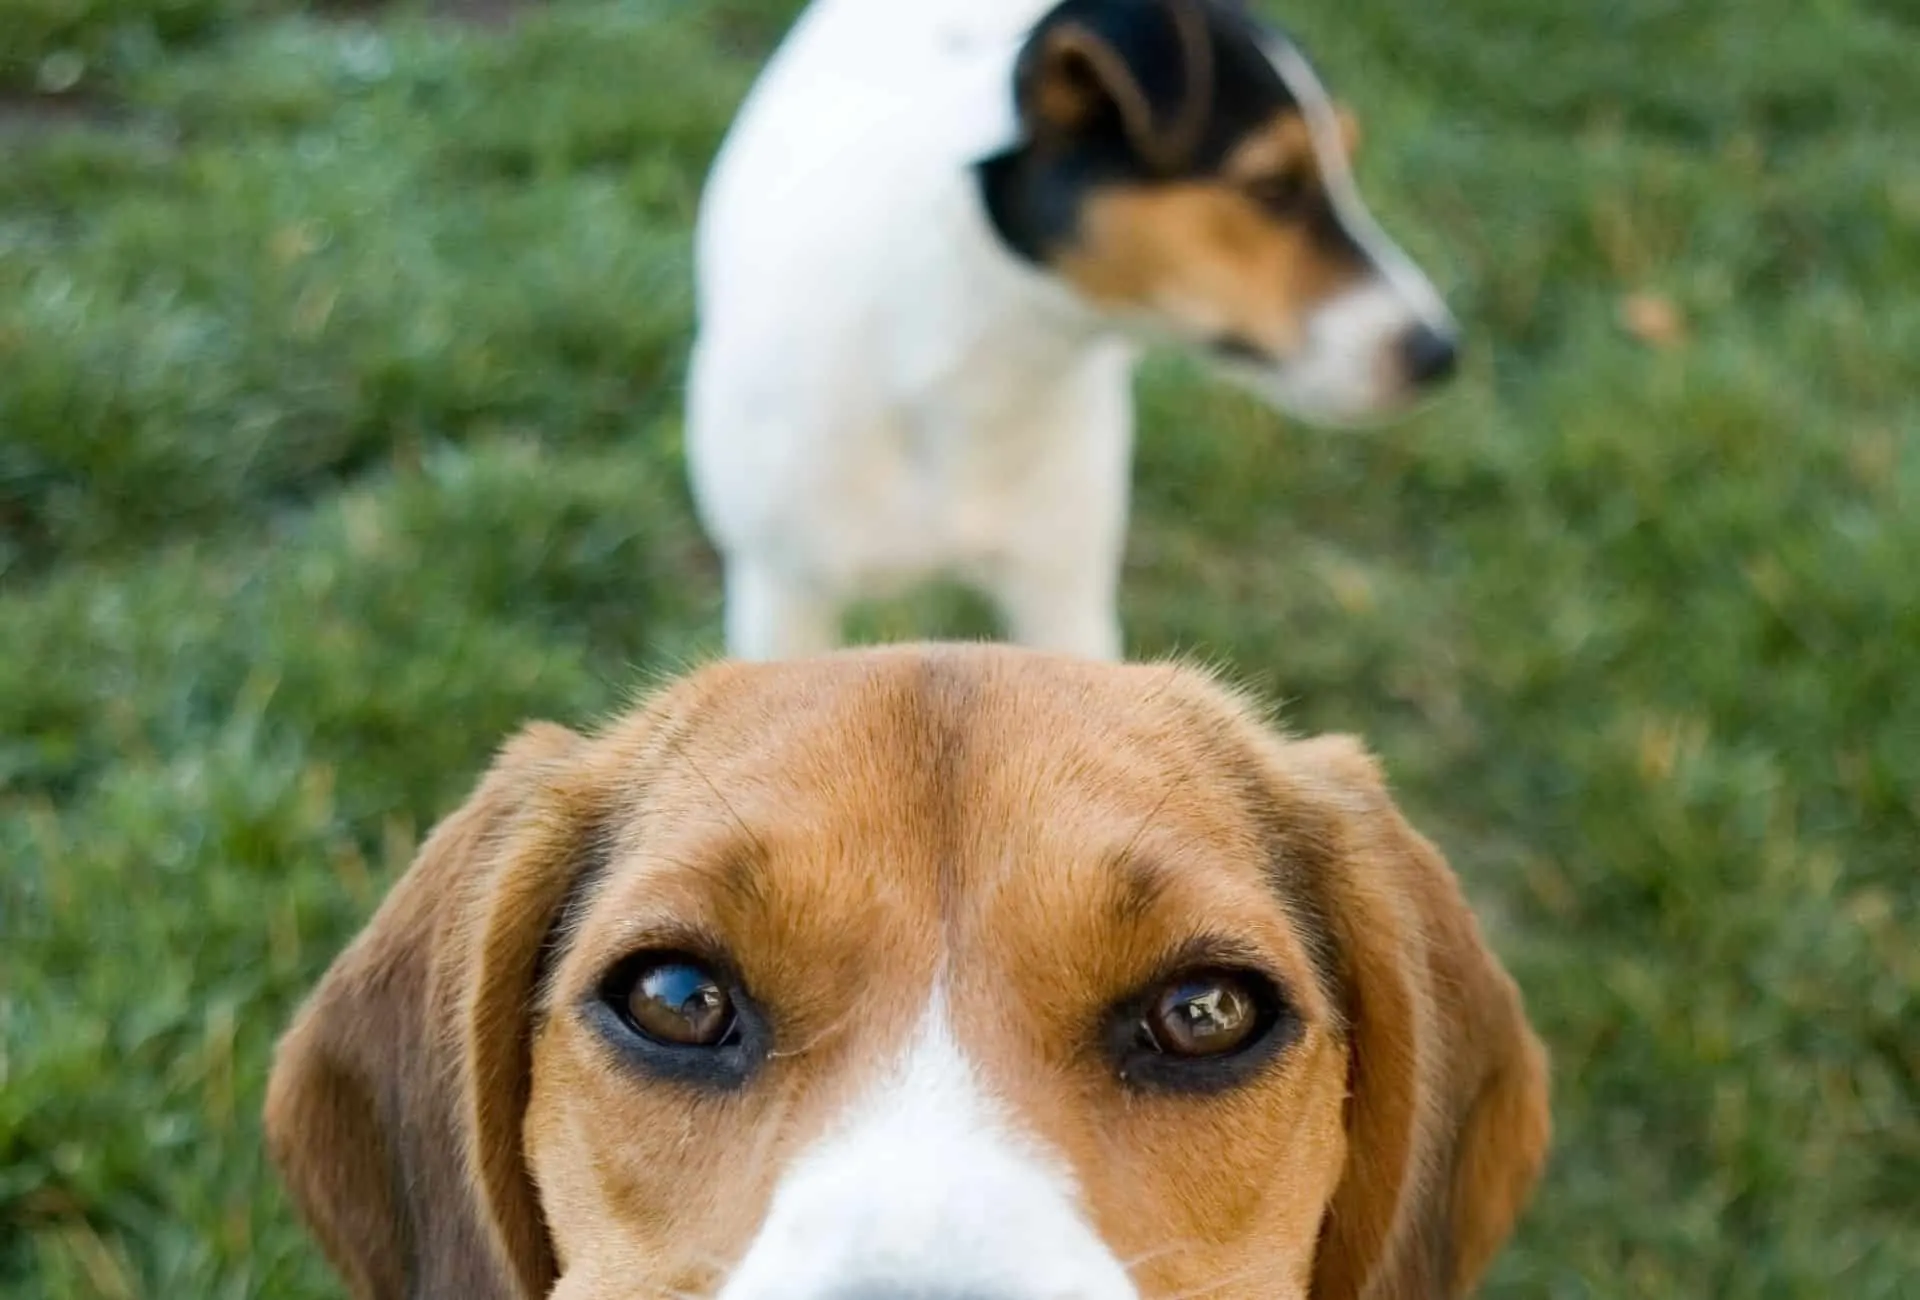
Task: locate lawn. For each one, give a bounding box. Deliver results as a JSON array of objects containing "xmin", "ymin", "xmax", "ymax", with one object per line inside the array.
[{"xmin": 1, "ymin": 0, "xmax": 1915, "ymax": 1295}]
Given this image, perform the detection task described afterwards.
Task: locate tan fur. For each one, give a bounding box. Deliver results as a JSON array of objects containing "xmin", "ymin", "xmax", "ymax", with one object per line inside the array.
[
  {"xmin": 1221, "ymin": 113, "xmax": 1319, "ymax": 185},
  {"xmin": 265, "ymin": 645, "xmax": 1549, "ymax": 1300},
  {"xmin": 1259, "ymin": 735, "xmax": 1552, "ymax": 1299},
  {"xmin": 1053, "ymin": 110, "xmax": 1368, "ymax": 357},
  {"xmin": 1219, "ymin": 109, "xmax": 1360, "ymax": 183},
  {"xmin": 1056, "ymin": 181, "xmax": 1357, "ymax": 355}
]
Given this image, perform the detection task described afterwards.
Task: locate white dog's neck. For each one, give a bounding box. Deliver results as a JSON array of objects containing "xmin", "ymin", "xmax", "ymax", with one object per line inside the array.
[
  {"xmin": 885, "ymin": 168, "xmax": 1133, "ymax": 454},
  {"xmin": 863, "ymin": 41, "xmax": 1133, "ymax": 425}
]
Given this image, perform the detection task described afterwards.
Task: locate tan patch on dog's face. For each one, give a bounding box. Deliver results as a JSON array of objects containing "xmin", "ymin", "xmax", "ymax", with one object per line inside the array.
[
  {"xmin": 521, "ymin": 653, "xmax": 1353, "ymax": 1299},
  {"xmin": 1219, "ymin": 111, "xmax": 1317, "ymax": 185},
  {"xmin": 1053, "ymin": 110, "xmax": 1368, "ymax": 358}
]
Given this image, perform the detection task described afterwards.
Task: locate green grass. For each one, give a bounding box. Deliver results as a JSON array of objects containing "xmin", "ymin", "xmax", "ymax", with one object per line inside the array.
[
  {"xmin": 2, "ymin": 0, "xmax": 1915, "ymax": 1295},
  {"xmin": 0, "ymin": 0, "xmax": 278, "ymax": 95}
]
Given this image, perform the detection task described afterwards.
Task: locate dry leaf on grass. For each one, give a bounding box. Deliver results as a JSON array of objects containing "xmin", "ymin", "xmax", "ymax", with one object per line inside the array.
[{"xmin": 1619, "ymin": 291, "xmax": 1687, "ymax": 348}]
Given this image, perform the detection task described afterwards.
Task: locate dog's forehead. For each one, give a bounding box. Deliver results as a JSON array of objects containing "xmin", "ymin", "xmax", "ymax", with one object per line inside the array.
[
  {"xmin": 555, "ymin": 649, "xmax": 1344, "ymax": 1023},
  {"xmin": 614, "ymin": 649, "xmax": 1261, "ymax": 840},
  {"xmin": 629, "ymin": 649, "xmax": 1169, "ymax": 765}
]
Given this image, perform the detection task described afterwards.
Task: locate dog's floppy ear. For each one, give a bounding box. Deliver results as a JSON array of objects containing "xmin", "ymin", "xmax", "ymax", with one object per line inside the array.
[
  {"xmin": 1016, "ymin": 0, "xmax": 1214, "ymax": 172},
  {"xmin": 263, "ymin": 721, "xmax": 598, "ymax": 1300},
  {"xmin": 1280, "ymin": 736, "xmax": 1550, "ymax": 1300}
]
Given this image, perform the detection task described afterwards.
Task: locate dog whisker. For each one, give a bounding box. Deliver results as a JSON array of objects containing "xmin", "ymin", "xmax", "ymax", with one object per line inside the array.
[
  {"xmin": 764, "ymin": 998, "xmax": 861, "ymax": 1060},
  {"xmin": 1102, "ymin": 661, "xmax": 1198, "ymax": 870},
  {"xmin": 1114, "ymin": 766, "xmax": 1196, "ymax": 868},
  {"xmin": 676, "ymin": 747, "xmax": 773, "ymax": 868},
  {"xmin": 1120, "ymin": 1239, "xmax": 1193, "ymax": 1274},
  {"xmin": 1155, "ymin": 1263, "xmax": 1269, "ymax": 1300}
]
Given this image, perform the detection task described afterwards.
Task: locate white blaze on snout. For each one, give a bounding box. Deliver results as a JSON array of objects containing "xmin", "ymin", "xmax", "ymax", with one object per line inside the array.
[
  {"xmin": 718, "ymin": 1000, "xmax": 1138, "ymax": 1300},
  {"xmin": 1255, "ymin": 280, "xmax": 1427, "ymax": 422},
  {"xmin": 1264, "ymin": 38, "xmax": 1453, "ymax": 333},
  {"xmin": 1252, "ymin": 37, "xmax": 1456, "ymax": 421}
]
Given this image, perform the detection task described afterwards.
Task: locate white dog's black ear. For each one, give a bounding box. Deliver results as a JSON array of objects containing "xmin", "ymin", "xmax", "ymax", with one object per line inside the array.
[
  {"xmin": 1016, "ymin": 0, "xmax": 1215, "ymax": 171},
  {"xmin": 264, "ymin": 722, "xmax": 597, "ymax": 1300}
]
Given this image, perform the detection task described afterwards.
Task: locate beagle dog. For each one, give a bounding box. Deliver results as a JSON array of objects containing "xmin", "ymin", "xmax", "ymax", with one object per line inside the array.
[
  {"xmin": 687, "ymin": 0, "xmax": 1461, "ymax": 661},
  {"xmin": 266, "ymin": 645, "xmax": 1548, "ymax": 1300}
]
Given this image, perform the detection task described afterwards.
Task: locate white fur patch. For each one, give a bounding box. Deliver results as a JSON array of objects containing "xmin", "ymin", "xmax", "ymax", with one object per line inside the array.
[
  {"xmin": 718, "ymin": 999, "xmax": 1138, "ymax": 1300},
  {"xmin": 1262, "ymin": 37, "xmax": 1455, "ymax": 335},
  {"xmin": 1240, "ymin": 278, "xmax": 1424, "ymax": 424}
]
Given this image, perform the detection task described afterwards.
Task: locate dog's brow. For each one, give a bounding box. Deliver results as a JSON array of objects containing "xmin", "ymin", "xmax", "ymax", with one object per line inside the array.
[
  {"xmin": 710, "ymin": 841, "xmax": 775, "ymax": 911},
  {"xmin": 533, "ymin": 816, "xmax": 618, "ymax": 1017},
  {"xmin": 1098, "ymin": 661, "xmax": 1198, "ymax": 882},
  {"xmin": 637, "ymin": 837, "xmax": 774, "ymax": 909},
  {"xmin": 672, "ymin": 747, "xmax": 774, "ymax": 871},
  {"xmin": 1261, "ymin": 845, "xmax": 1345, "ymax": 1039},
  {"xmin": 1200, "ymin": 725, "xmax": 1350, "ymax": 1035},
  {"xmin": 1223, "ymin": 115, "xmax": 1317, "ymax": 183},
  {"xmin": 1106, "ymin": 847, "xmax": 1174, "ymax": 925}
]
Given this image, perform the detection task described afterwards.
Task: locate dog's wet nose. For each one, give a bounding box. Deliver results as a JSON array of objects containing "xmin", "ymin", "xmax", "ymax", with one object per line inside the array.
[{"xmin": 1398, "ymin": 321, "xmax": 1460, "ymax": 388}]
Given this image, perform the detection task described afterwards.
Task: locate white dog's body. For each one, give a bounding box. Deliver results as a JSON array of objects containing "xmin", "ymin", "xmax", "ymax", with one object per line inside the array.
[
  {"xmin": 692, "ymin": 0, "xmax": 1134, "ymax": 659},
  {"xmin": 689, "ymin": 0, "xmax": 1454, "ymax": 660}
]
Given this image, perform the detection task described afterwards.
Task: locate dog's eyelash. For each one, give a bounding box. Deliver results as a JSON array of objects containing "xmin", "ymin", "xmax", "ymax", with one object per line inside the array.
[{"xmin": 1246, "ymin": 170, "xmax": 1310, "ymax": 211}]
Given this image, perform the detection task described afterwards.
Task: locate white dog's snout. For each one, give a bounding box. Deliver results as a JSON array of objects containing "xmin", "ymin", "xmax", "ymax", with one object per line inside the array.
[
  {"xmin": 1252, "ymin": 30, "xmax": 1459, "ymax": 419},
  {"xmin": 1361, "ymin": 240, "xmax": 1456, "ymax": 342}
]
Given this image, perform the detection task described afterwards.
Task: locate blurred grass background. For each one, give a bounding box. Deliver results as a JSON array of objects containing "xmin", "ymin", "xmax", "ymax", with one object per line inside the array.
[{"xmin": 1, "ymin": 0, "xmax": 1916, "ymax": 1295}]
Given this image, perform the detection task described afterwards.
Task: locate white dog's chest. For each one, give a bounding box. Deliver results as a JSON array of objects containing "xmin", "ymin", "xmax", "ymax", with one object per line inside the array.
[
  {"xmin": 792, "ymin": 361, "xmax": 1123, "ymax": 589},
  {"xmin": 684, "ymin": 0, "xmax": 1138, "ymax": 656}
]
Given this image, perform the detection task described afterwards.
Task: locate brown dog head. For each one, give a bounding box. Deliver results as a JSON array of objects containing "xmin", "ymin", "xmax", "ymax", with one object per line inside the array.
[
  {"xmin": 978, "ymin": 0, "xmax": 1460, "ymax": 424},
  {"xmin": 265, "ymin": 645, "xmax": 1547, "ymax": 1300}
]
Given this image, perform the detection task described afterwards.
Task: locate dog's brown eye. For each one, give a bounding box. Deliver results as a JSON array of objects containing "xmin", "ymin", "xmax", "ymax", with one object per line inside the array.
[
  {"xmin": 1246, "ymin": 170, "xmax": 1310, "ymax": 214},
  {"xmin": 624, "ymin": 960, "xmax": 737, "ymax": 1047},
  {"xmin": 1141, "ymin": 971, "xmax": 1263, "ymax": 1057},
  {"xmin": 1111, "ymin": 963, "xmax": 1292, "ymax": 1092}
]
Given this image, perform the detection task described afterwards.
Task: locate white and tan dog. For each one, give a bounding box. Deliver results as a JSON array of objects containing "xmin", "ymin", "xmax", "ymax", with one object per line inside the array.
[
  {"xmin": 267, "ymin": 645, "xmax": 1548, "ymax": 1300},
  {"xmin": 688, "ymin": 0, "xmax": 1461, "ymax": 660}
]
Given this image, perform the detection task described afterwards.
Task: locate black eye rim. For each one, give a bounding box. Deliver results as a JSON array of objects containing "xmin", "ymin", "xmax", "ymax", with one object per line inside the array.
[
  {"xmin": 1244, "ymin": 167, "xmax": 1313, "ymax": 215},
  {"xmin": 1106, "ymin": 962, "xmax": 1300, "ymax": 1095},
  {"xmin": 1209, "ymin": 332, "xmax": 1270, "ymax": 366},
  {"xmin": 586, "ymin": 947, "xmax": 766, "ymax": 1090}
]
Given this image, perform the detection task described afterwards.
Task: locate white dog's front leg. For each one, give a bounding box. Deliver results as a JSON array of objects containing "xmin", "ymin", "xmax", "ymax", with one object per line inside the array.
[
  {"xmin": 984, "ymin": 376, "xmax": 1134, "ymax": 663},
  {"xmin": 724, "ymin": 558, "xmax": 845, "ymax": 662},
  {"xmin": 990, "ymin": 557, "xmax": 1125, "ymax": 662}
]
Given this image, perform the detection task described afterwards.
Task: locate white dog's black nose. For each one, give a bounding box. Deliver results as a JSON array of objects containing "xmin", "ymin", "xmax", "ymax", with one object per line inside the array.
[{"xmin": 1399, "ymin": 322, "xmax": 1460, "ymax": 387}]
